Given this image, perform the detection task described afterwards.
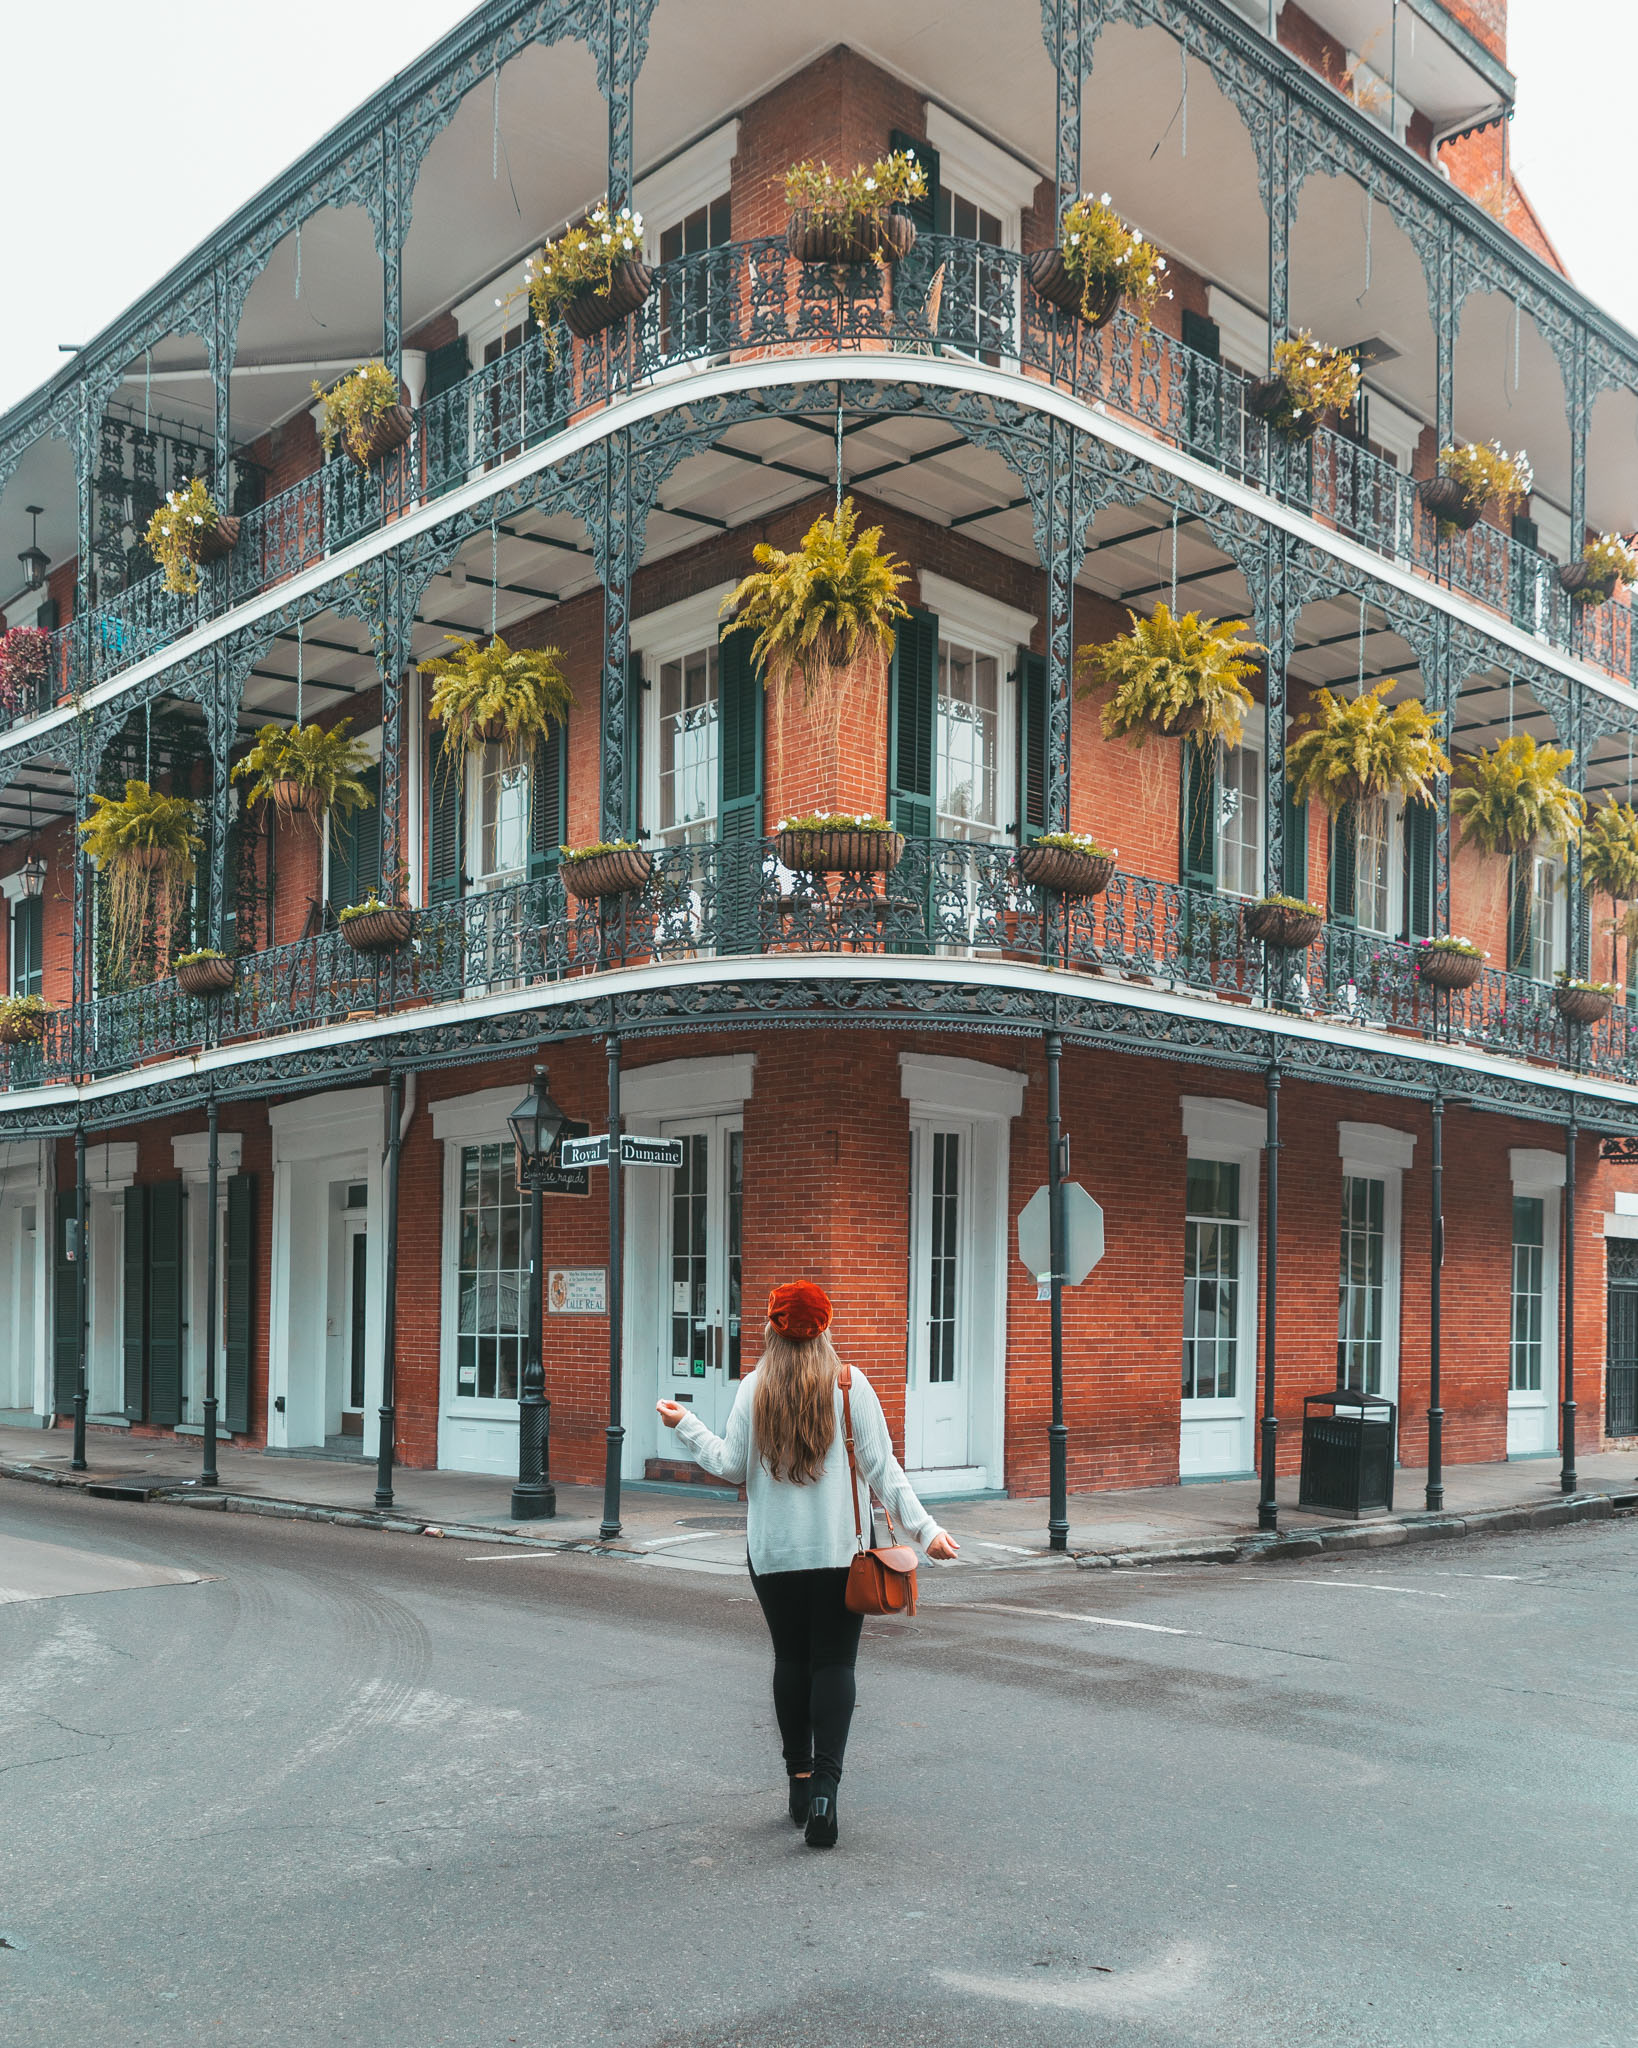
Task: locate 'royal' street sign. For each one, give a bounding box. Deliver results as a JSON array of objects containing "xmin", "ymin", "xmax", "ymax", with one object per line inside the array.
[
  {"xmin": 559, "ymin": 1133, "xmax": 611, "ymax": 1169},
  {"xmin": 557, "ymin": 1133, "xmax": 686, "ymax": 1171}
]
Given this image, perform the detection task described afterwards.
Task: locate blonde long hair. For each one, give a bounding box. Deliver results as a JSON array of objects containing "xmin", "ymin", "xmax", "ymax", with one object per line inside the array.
[{"xmin": 752, "ymin": 1324, "xmax": 840, "ymax": 1483}]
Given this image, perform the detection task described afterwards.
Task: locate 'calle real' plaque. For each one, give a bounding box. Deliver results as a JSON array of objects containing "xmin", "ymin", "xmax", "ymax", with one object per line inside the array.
[{"xmin": 548, "ymin": 1267, "xmax": 607, "ymax": 1314}]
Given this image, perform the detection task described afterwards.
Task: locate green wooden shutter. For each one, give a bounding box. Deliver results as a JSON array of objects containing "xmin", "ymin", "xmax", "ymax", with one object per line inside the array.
[
  {"xmin": 889, "ymin": 607, "xmax": 939, "ymax": 839},
  {"xmin": 1180, "ymin": 743, "xmax": 1217, "ymax": 890},
  {"xmin": 1283, "ymin": 781, "xmax": 1308, "ymax": 902},
  {"xmin": 529, "ymin": 726, "xmax": 567, "ymax": 881},
  {"xmin": 224, "ymin": 1173, "xmax": 255, "ymax": 1436},
  {"xmin": 147, "ymin": 1182, "xmax": 185, "ymax": 1429},
  {"xmin": 328, "ymin": 762, "xmax": 381, "ymax": 914},
  {"xmin": 890, "ymin": 130, "xmax": 938, "ymax": 233},
  {"xmin": 1018, "ymin": 651, "xmax": 1047, "ymax": 843},
  {"xmin": 623, "ymin": 652, "xmax": 645, "ymax": 842},
  {"xmin": 423, "ymin": 335, "xmax": 470, "ymax": 403},
  {"xmin": 717, "ymin": 628, "xmax": 764, "ymax": 955},
  {"xmin": 52, "ymin": 1187, "xmax": 78, "ymax": 1414},
  {"xmin": 1328, "ymin": 803, "xmax": 1358, "ymax": 927},
  {"xmin": 1508, "ymin": 853, "xmax": 1535, "ymax": 974},
  {"xmin": 1181, "ymin": 309, "xmax": 1222, "ymax": 461},
  {"xmin": 12, "ymin": 894, "xmax": 43, "ymax": 997},
  {"xmin": 427, "ymin": 726, "xmax": 464, "ymax": 903},
  {"xmin": 122, "ymin": 1185, "xmax": 147, "ymax": 1421},
  {"xmin": 1404, "ymin": 801, "xmax": 1435, "ymax": 940}
]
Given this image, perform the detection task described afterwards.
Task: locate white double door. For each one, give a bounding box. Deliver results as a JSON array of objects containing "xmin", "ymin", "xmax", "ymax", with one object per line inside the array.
[{"xmin": 655, "ymin": 1115, "xmax": 744, "ymax": 1437}]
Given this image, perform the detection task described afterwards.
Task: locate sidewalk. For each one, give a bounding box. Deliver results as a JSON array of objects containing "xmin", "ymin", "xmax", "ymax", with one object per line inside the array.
[{"xmin": 4, "ymin": 1422, "xmax": 1635, "ymax": 1571}]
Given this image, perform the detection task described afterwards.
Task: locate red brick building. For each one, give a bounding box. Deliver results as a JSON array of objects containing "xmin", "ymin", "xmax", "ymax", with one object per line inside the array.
[{"xmin": 2, "ymin": 0, "xmax": 1636, "ymax": 1520}]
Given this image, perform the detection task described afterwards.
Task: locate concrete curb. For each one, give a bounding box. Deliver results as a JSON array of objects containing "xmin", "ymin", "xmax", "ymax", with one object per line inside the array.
[{"xmin": 5, "ymin": 1455, "xmax": 1632, "ymax": 1570}]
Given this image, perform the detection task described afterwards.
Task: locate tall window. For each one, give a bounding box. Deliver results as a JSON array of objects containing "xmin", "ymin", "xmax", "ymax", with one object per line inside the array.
[
  {"xmin": 1354, "ymin": 795, "xmax": 1394, "ymax": 935},
  {"xmin": 933, "ymin": 187, "xmax": 1008, "ymax": 357},
  {"xmin": 454, "ymin": 1143, "xmax": 528, "ymax": 1401},
  {"xmin": 1217, "ymin": 741, "xmax": 1263, "ymax": 898},
  {"xmin": 655, "ymin": 644, "xmax": 719, "ymax": 845},
  {"xmin": 658, "ymin": 194, "xmax": 731, "ymax": 356},
  {"xmin": 1182, "ymin": 1159, "xmax": 1241, "ymax": 1400},
  {"xmin": 10, "ymin": 895, "xmax": 42, "ymax": 998},
  {"xmin": 1523, "ymin": 853, "xmax": 1568, "ymax": 982},
  {"xmin": 1510, "ymin": 1195, "xmax": 1546, "ymax": 1393},
  {"xmin": 471, "ymin": 741, "xmax": 530, "ymax": 885},
  {"xmin": 936, "ymin": 638, "xmax": 1001, "ymax": 839},
  {"xmin": 1338, "ymin": 1175, "xmax": 1386, "ymax": 1392},
  {"xmin": 927, "ymin": 1132, "xmax": 960, "ymax": 1384}
]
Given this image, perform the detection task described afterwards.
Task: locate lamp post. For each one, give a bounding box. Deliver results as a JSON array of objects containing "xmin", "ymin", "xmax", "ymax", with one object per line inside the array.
[{"xmin": 508, "ymin": 1065, "xmax": 567, "ymax": 1520}]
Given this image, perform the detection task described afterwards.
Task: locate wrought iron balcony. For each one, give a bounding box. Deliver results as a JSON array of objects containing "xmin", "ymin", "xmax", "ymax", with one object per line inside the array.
[
  {"xmin": 3, "ymin": 838, "xmax": 1629, "ymax": 1096},
  {"xmin": 6, "ymin": 233, "xmax": 1626, "ymax": 745}
]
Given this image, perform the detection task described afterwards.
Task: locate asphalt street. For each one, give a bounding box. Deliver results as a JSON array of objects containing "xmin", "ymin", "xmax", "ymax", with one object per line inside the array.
[{"xmin": 2, "ymin": 1486, "xmax": 1634, "ymax": 2048}]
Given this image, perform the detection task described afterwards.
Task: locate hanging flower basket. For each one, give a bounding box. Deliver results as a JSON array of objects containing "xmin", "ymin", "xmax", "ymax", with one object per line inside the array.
[
  {"xmin": 194, "ymin": 514, "xmax": 241, "ymax": 565},
  {"xmin": 1015, "ymin": 842, "xmax": 1116, "ymax": 896},
  {"xmin": 562, "ymin": 260, "xmax": 654, "ymax": 340},
  {"xmin": 562, "ymin": 844, "xmax": 653, "ymax": 899},
  {"xmin": 354, "ymin": 403, "xmax": 415, "ymax": 465},
  {"xmin": 1554, "ymin": 982, "xmax": 1615, "ymax": 1026},
  {"xmin": 0, "ymin": 1001, "xmax": 46, "ymax": 1048},
  {"xmin": 787, "ymin": 211, "xmax": 917, "ymax": 268},
  {"xmin": 1243, "ymin": 897, "xmax": 1324, "ymax": 950},
  {"xmin": 176, "ymin": 954, "xmax": 236, "ymax": 998},
  {"xmin": 1247, "ymin": 376, "xmax": 1320, "ymax": 441},
  {"xmin": 1024, "ymin": 250, "xmax": 1120, "ymax": 329},
  {"xmin": 339, "ymin": 905, "xmax": 415, "ymax": 955},
  {"xmin": 1558, "ymin": 560, "xmax": 1619, "ymax": 607},
  {"xmin": 1416, "ymin": 945, "xmax": 1484, "ymax": 991},
  {"xmin": 1418, "ymin": 474, "xmax": 1484, "ymax": 531},
  {"xmin": 269, "ymin": 777, "xmax": 327, "ymax": 828},
  {"xmin": 776, "ymin": 823, "xmax": 904, "ymax": 874}
]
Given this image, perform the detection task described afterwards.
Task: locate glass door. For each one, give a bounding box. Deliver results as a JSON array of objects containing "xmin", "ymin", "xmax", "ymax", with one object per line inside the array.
[{"xmin": 657, "ymin": 1116, "xmax": 743, "ymax": 1437}]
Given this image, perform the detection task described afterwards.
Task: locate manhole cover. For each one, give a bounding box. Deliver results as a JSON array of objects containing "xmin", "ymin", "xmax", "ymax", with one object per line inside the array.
[{"xmin": 675, "ymin": 1514, "xmax": 747, "ymax": 1531}]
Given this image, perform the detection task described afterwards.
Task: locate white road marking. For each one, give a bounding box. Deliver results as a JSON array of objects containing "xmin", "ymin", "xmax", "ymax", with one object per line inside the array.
[
  {"xmin": 977, "ymin": 1540, "xmax": 1039, "ymax": 1555},
  {"xmin": 462, "ymin": 1550, "xmax": 561, "ymax": 1562},
  {"xmin": 952, "ymin": 1601, "xmax": 1193, "ymax": 1636},
  {"xmin": 639, "ymin": 1531, "xmax": 731, "ymax": 1549},
  {"xmin": 1431, "ymin": 1571, "xmax": 1521, "ymax": 1581},
  {"xmin": 1285, "ymin": 1578, "xmax": 1449, "ymax": 1597}
]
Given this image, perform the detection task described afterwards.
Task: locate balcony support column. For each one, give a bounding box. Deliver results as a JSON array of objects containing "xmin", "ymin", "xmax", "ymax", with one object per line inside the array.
[
  {"xmin": 382, "ymin": 112, "xmax": 405, "ymax": 384},
  {"xmin": 1435, "ymin": 223, "xmax": 1455, "ymax": 455},
  {"xmin": 1266, "ymin": 82, "xmax": 1290, "ymax": 357},
  {"xmin": 1043, "ymin": 416, "xmax": 1076, "ymax": 834},
  {"xmin": 1569, "ymin": 678, "xmax": 1589, "ymax": 983},
  {"xmin": 1258, "ymin": 1053, "xmax": 1280, "ymax": 1533},
  {"xmin": 1426, "ymin": 1090, "xmax": 1444, "ymax": 1512},
  {"xmin": 1567, "ymin": 328, "xmax": 1589, "ymax": 664},
  {"xmin": 1261, "ymin": 530, "xmax": 1290, "ymax": 897},
  {"xmin": 1433, "ymin": 616, "xmax": 1452, "ymax": 935},
  {"xmin": 1052, "ymin": 0, "xmax": 1084, "ymax": 227},
  {"xmin": 1561, "ymin": 1117, "xmax": 1578, "ymax": 1496},
  {"xmin": 599, "ymin": 429, "xmax": 634, "ymax": 844},
  {"xmin": 605, "ymin": 0, "xmax": 640, "ymax": 213},
  {"xmin": 377, "ymin": 555, "xmax": 407, "ymax": 908}
]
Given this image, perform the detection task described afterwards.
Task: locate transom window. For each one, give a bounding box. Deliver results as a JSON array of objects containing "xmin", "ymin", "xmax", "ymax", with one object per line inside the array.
[
  {"xmin": 656, "ymin": 644, "xmax": 719, "ymax": 844},
  {"xmin": 1510, "ymin": 1195, "xmax": 1545, "ymax": 1393},
  {"xmin": 455, "ymin": 1143, "xmax": 529, "ymax": 1402},
  {"xmin": 1183, "ymin": 1159, "xmax": 1241, "ymax": 1401},
  {"xmin": 1338, "ymin": 1174, "xmax": 1386, "ymax": 1393},
  {"xmin": 936, "ymin": 638, "xmax": 1001, "ymax": 839}
]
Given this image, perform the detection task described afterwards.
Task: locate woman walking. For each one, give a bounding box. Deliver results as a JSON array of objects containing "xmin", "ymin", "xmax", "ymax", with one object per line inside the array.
[{"xmin": 657, "ymin": 1279, "xmax": 958, "ymax": 1849}]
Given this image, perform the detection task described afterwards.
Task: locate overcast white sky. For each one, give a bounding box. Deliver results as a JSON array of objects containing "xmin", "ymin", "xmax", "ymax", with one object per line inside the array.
[{"xmin": 0, "ymin": 0, "xmax": 1624, "ymax": 417}]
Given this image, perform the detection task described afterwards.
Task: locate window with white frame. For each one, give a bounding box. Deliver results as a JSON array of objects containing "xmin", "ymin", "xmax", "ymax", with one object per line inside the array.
[
  {"xmin": 637, "ymin": 124, "xmax": 736, "ymax": 360},
  {"xmin": 1182, "ymin": 1157, "xmax": 1243, "ymax": 1402},
  {"xmin": 466, "ymin": 740, "xmax": 530, "ymax": 887},
  {"xmin": 1217, "ymin": 736, "xmax": 1263, "ymax": 899},
  {"xmin": 1510, "ymin": 1194, "xmax": 1546, "ymax": 1393},
  {"xmin": 454, "ymin": 1142, "xmax": 529, "ymax": 1403},
  {"xmin": 1354, "ymin": 793, "xmax": 1396, "ymax": 936},
  {"xmin": 632, "ymin": 585, "xmax": 738, "ymax": 848},
  {"xmin": 1338, "ymin": 1173, "xmax": 1387, "ymax": 1393},
  {"xmin": 1522, "ymin": 851, "xmax": 1568, "ymax": 981},
  {"xmin": 920, "ymin": 574, "xmax": 1028, "ymax": 848}
]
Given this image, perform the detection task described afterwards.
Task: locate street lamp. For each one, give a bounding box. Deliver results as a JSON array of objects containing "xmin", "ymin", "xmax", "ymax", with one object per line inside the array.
[{"xmin": 507, "ymin": 1065, "xmax": 567, "ymax": 1520}]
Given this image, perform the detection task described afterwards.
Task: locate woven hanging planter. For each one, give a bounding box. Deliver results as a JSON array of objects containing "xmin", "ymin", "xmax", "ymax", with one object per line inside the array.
[
  {"xmin": 776, "ymin": 828, "xmax": 904, "ymax": 874},
  {"xmin": 1243, "ymin": 900, "xmax": 1324, "ymax": 950},
  {"xmin": 1023, "ymin": 250, "xmax": 1120, "ymax": 329},
  {"xmin": 1559, "ymin": 561, "xmax": 1620, "ymax": 607},
  {"xmin": 562, "ymin": 261, "xmax": 654, "ymax": 341},
  {"xmin": 0, "ymin": 1014, "xmax": 44, "ymax": 1048},
  {"xmin": 189, "ymin": 514, "xmax": 241, "ymax": 567},
  {"xmin": 351, "ymin": 403, "xmax": 414, "ymax": 466},
  {"xmin": 1416, "ymin": 947, "xmax": 1484, "ymax": 991},
  {"xmin": 1418, "ymin": 475, "xmax": 1484, "ymax": 531},
  {"xmin": 340, "ymin": 907, "xmax": 414, "ymax": 955},
  {"xmin": 1246, "ymin": 377, "xmax": 1320, "ymax": 441},
  {"xmin": 176, "ymin": 956, "xmax": 235, "ymax": 999},
  {"xmin": 562, "ymin": 846, "xmax": 653, "ymax": 899},
  {"xmin": 270, "ymin": 778, "xmax": 326, "ymax": 828},
  {"xmin": 1014, "ymin": 845, "xmax": 1116, "ymax": 896},
  {"xmin": 1554, "ymin": 984, "xmax": 1614, "ymax": 1026},
  {"xmin": 785, "ymin": 211, "xmax": 917, "ymax": 267}
]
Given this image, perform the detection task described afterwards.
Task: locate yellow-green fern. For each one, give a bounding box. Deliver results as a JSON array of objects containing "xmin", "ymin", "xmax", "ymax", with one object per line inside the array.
[
  {"xmin": 1581, "ymin": 799, "xmax": 1638, "ymax": 903},
  {"xmin": 1285, "ymin": 682, "xmax": 1449, "ymax": 811},
  {"xmin": 1077, "ymin": 603, "xmax": 1264, "ymax": 752},
  {"xmin": 77, "ymin": 780, "xmax": 202, "ymax": 984},
  {"xmin": 1450, "ymin": 733, "xmax": 1584, "ymax": 857},
  {"xmin": 420, "ymin": 635, "xmax": 573, "ymax": 776}
]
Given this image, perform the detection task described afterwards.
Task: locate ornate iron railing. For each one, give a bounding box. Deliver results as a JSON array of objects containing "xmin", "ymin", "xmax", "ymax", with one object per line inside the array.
[
  {"xmin": 8, "ymin": 235, "xmax": 1631, "ymax": 741},
  {"xmin": 4, "ymin": 839, "xmax": 1631, "ymax": 1094}
]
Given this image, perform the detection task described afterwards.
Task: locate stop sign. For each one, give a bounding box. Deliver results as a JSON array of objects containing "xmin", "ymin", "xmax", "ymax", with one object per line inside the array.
[{"xmin": 1017, "ymin": 1183, "xmax": 1105, "ymax": 1286}]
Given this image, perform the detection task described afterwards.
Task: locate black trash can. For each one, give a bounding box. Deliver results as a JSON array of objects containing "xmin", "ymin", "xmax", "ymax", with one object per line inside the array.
[{"xmin": 1298, "ymin": 1389, "xmax": 1396, "ymax": 1516}]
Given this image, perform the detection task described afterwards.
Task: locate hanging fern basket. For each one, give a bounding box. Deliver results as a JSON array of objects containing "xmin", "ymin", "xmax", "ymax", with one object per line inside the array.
[
  {"xmin": 176, "ymin": 956, "xmax": 236, "ymax": 999},
  {"xmin": 1559, "ymin": 560, "xmax": 1619, "ymax": 607},
  {"xmin": 562, "ymin": 261, "xmax": 654, "ymax": 340},
  {"xmin": 0, "ymin": 1012, "xmax": 44, "ymax": 1048},
  {"xmin": 193, "ymin": 514, "xmax": 241, "ymax": 566},
  {"xmin": 1014, "ymin": 844, "xmax": 1116, "ymax": 896},
  {"xmin": 354, "ymin": 404, "xmax": 415, "ymax": 465},
  {"xmin": 270, "ymin": 778, "xmax": 327, "ymax": 828},
  {"xmin": 786, "ymin": 212, "xmax": 916, "ymax": 268},
  {"xmin": 1024, "ymin": 251, "xmax": 1120, "ymax": 329},
  {"xmin": 562, "ymin": 846, "xmax": 653, "ymax": 899}
]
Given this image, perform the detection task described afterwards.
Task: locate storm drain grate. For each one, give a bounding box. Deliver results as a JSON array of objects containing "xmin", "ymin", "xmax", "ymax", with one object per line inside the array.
[{"xmin": 86, "ymin": 1480, "xmax": 161, "ymax": 1502}]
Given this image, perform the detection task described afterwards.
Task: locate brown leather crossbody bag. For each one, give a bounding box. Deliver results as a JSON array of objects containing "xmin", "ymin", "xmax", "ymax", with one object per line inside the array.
[{"xmin": 837, "ymin": 1364, "xmax": 920, "ymax": 1617}]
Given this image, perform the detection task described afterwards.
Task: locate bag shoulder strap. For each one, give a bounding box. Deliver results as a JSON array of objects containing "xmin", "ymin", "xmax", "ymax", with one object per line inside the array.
[{"xmin": 837, "ymin": 1364, "xmax": 865, "ymax": 1551}]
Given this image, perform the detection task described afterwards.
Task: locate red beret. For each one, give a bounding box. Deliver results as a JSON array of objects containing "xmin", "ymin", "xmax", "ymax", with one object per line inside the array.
[{"xmin": 766, "ymin": 1280, "xmax": 832, "ymax": 1341}]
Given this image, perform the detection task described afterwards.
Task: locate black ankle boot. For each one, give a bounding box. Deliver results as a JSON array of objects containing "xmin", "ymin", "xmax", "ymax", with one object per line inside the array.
[
  {"xmin": 803, "ymin": 1775, "xmax": 838, "ymax": 1849},
  {"xmin": 788, "ymin": 1775, "xmax": 812, "ymax": 1827}
]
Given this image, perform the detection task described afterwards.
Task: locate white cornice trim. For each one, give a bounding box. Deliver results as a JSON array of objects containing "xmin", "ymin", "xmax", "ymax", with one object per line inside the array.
[
  {"xmin": 899, "ymin": 1051, "xmax": 1027, "ymax": 1120},
  {"xmin": 621, "ymin": 1052, "xmax": 756, "ymax": 1118},
  {"xmin": 917, "ymin": 569, "xmax": 1037, "ymax": 650},
  {"xmin": 1182, "ymin": 1095, "xmax": 1265, "ymax": 1153},
  {"xmin": 629, "ymin": 581, "xmax": 738, "ymax": 658},
  {"xmin": 1510, "ymin": 1146, "xmax": 1564, "ymax": 1193},
  {"xmin": 8, "ymin": 349, "xmax": 1634, "ymax": 767},
  {"xmin": 1339, "ymin": 1120, "xmax": 1417, "ymax": 1174},
  {"xmin": 430, "ymin": 1082, "xmax": 524, "ymax": 1146},
  {"xmin": 172, "ymin": 1131, "xmax": 244, "ymax": 1180},
  {"xmin": 923, "ymin": 103, "xmax": 1040, "ymax": 218}
]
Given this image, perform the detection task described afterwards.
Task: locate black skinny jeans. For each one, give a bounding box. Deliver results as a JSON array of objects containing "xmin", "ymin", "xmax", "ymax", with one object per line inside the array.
[{"xmin": 748, "ymin": 1563, "xmax": 864, "ymax": 1785}]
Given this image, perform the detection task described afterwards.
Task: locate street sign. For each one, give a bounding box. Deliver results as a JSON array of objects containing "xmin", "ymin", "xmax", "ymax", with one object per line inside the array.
[
  {"xmin": 522, "ymin": 1118, "xmax": 591, "ymax": 1195},
  {"xmin": 1017, "ymin": 1182, "xmax": 1105, "ymax": 1288},
  {"xmin": 556, "ymin": 1132, "xmax": 686, "ymax": 1171},
  {"xmin": 620, "ymin": 1134, "xmax": 684, "ymax": 1168}
]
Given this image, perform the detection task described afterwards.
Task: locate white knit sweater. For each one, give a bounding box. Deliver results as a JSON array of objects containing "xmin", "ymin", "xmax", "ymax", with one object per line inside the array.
[{"xmin": 671, "ymin": 1367, "xmax": 945, "ymax": 1576}]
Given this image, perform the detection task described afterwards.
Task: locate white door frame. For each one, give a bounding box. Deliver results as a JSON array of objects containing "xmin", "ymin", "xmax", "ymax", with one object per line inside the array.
[
  {"xmin": 173, "ymin": 1131, "xmax": 244, "ymax": 1429},
  {"xmin": 1508, "ymin": 1147, "xmax": 1562, "ymax": 1457},
  {"xmin": 1179, "ymin": 1097, "xmax": 1263, "ymax": 1479},
  {"xmin": 269, "ymin": 1089, "xmax": 385, "ymax": 1453},
  {"xmin": 900, "ymin": 1053, "xmax": 1026, "ymax": 1495},
  {"xmin": 620, "ymin": 1053, "xmax": 757, "ymax": 1479},
  {"xmin": 1338, "ymin": 1122, "xmax": 1415, "ymax": 1424},
  {"xmin": 82, "ymin": 1143, "xmax": 137, "ymax": 1422},
  {"xmin": 0, "ymin": 1141, "xmax": 48, "ymax": 1418}
]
